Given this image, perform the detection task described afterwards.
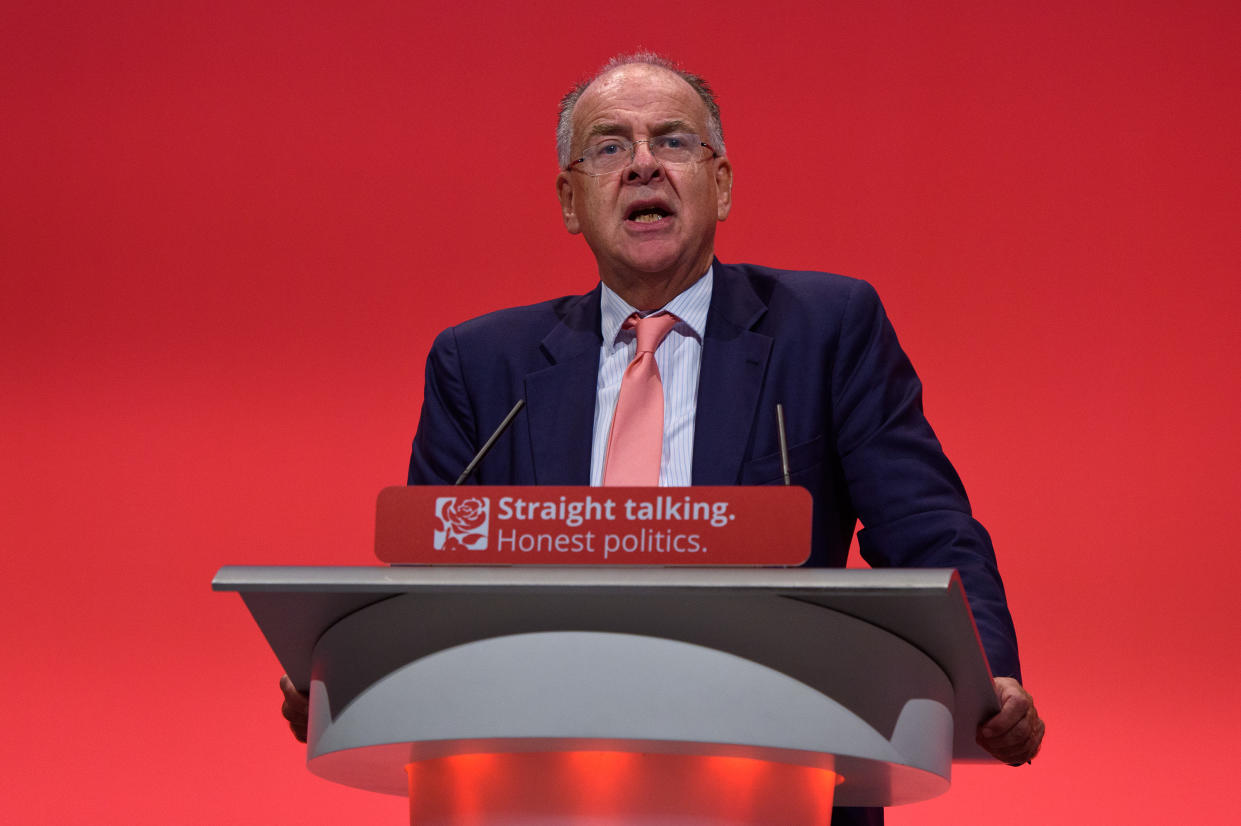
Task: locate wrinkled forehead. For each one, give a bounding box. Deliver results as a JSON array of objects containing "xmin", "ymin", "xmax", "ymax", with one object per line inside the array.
[{"xmin": 572, "ymin": 64, "xmax": 709, "ymax": 144}]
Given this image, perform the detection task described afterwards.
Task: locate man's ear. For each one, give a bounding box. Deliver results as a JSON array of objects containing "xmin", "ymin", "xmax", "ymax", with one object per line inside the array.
[
  {"xmin": 556, "ymin": 172, "xmax": 581, "ymax": 234},
  {"xmin": 714, "ymin": 157, "xmax": 733, "ymax": 221}
]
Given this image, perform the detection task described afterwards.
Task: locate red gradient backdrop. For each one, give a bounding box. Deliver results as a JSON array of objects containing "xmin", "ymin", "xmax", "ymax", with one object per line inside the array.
[{"xmin": 4, "ymin": 1, "xmax": 1239, "ymax": 823}]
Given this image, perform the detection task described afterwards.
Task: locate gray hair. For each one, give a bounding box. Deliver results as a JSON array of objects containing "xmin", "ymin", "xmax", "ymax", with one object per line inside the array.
[{"xmin": 556, "ymin": 52, "xmax": 726, "ymax": 169}]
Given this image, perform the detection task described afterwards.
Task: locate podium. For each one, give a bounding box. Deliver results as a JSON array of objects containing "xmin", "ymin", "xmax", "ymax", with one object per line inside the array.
[{"xmin": 214, "ymin": 566, "xmax": 999, "ymax": 823}]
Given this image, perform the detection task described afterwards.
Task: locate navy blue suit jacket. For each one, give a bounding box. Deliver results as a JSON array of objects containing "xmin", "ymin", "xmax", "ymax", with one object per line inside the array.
[{"xmin": 408, "ymin": 260, "xmax": 1020, "ymax": 680}]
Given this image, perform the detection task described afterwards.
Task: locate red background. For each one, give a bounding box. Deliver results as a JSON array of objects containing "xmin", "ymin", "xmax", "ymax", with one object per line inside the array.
[{"xmin": 4, "ymin": 1, "xmax": 1239, "ymax": 822}]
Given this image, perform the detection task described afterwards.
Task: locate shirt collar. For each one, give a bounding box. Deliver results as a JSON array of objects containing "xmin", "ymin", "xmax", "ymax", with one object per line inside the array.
[{"xmin": 599, "ymin": 265, "xmax": 713, "ymax": 347}]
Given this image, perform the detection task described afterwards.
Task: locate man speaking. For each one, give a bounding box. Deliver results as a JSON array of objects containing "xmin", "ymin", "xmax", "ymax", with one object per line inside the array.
[{"xmin": 284, "ymin": 52, "xmax": 1044, "ymax": 824}]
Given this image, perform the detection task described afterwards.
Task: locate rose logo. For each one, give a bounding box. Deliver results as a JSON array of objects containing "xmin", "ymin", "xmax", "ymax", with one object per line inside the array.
[
  {"xmin": 444, "ymin": 498, "xmax": 486, "ymax": 532},
  {"xmin": 434, "ymin": 496, "xmax": 489, "ymax": 551}
]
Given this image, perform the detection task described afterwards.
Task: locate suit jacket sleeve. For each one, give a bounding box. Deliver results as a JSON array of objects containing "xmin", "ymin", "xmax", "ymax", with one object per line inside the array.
[
  {"xmin": 832, "ymin": 279, "xmax": 1021, "ymax": 680},
  {"xmin": 408, "ymin": 325, "xmax": 480, "ymax": 486}
]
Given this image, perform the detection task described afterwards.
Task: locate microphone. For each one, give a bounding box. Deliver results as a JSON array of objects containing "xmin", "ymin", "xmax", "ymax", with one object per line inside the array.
[
  {"xmin": 776, "ymin": 403, "xmax": 791, "ymax": 486},
  {"xmin": 454, "ymin": 399, "xmax": 526, "ymax": 486}
]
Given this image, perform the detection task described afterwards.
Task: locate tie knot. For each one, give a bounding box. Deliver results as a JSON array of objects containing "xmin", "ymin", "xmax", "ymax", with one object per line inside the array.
[{"xmin": 624, "ymin": 312, "xmax": 679, "ymax": 354}]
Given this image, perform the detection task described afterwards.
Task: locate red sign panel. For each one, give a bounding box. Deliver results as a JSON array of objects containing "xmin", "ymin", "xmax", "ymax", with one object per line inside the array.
[{"xmin": 375, "ymin": 486, "xmax": 811, "ymax": 566}]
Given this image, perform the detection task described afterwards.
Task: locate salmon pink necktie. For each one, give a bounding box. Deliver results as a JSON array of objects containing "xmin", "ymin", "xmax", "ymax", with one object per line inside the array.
[{"xmin": 603, "ymin": 312, "xmax": 679, "ymax": 486}]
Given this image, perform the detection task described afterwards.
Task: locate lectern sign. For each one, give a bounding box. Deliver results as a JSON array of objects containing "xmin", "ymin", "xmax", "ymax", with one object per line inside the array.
[{"xmin": 375, "ymin": 486, "xmax": 811, "ymax": 565}]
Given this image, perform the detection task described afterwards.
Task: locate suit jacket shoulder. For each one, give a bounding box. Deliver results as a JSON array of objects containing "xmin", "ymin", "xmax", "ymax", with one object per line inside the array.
[{"xmin": 409, "ymin": 288, "xmax": 602, "ymax": 487}]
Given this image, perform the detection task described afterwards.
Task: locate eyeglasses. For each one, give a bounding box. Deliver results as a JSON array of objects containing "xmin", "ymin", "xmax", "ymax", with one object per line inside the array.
[{"xmin": 567, "ymin": 133, "xmax": 716, "ymax": 176}]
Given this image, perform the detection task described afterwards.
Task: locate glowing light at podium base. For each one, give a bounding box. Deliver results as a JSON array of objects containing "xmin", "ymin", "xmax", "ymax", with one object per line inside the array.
[{"xmin": 405, "ymin": 751, "xmax": 840, "ymax": 825}]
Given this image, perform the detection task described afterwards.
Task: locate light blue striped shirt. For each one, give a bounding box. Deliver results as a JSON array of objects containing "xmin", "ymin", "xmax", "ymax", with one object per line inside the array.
[{"xmin": 590, "ymin": 267, "xmax": 713, "ymax": 487}]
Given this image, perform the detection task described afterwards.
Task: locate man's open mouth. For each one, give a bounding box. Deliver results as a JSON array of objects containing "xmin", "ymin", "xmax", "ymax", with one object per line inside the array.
[{"xmin": 626, "ymin": 204, "xmax": 673, "ymax": 223}]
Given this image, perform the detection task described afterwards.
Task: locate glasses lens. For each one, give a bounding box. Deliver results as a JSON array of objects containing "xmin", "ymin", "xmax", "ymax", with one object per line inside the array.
[
  {"xmin": 582, "ymin": 139, "xmax": 629, "ymax": 174},
  {"xmin": 650, "ymin": 134, "xmax": 702, "ymax": 164}
]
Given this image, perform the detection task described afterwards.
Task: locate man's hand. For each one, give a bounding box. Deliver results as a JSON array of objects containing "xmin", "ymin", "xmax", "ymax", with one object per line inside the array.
[
  {"xmin": 977, "ymin": 676, "xmax": 1044, "ymax": 765},
  {"xmin": 279, "ymin": 674, "xmax": 309, "ymax": 743}
]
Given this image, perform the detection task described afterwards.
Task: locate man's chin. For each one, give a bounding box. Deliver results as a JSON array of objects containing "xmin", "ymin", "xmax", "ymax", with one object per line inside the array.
[{"xmin": 616, "ymin": 240, "xmax": 691, "ymax": 276}]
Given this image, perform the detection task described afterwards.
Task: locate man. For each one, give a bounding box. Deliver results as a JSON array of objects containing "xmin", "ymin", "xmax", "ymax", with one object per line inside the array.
[{"xmin": 283, "ymin": 53, "xmax": 1043, "ymax": 823}]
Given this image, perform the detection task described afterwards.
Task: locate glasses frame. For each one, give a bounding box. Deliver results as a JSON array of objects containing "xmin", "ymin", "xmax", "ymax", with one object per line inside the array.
[{"xmin": 567, "ymin": 135, "xmax": 718, "ymax": 176}]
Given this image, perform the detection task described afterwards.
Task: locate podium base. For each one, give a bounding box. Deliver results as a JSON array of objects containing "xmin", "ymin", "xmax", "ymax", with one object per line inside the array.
[
  {"xmin": 405, "ymin": 751, "xmax": 838, "ymax": 825},
  {"xmin": 306, "ymin": 589, "xmax": 957, "ymax": 808}
]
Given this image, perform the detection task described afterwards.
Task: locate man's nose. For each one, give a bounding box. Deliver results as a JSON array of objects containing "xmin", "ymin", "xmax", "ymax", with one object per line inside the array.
[{"xmin": 626, "ymin": 140, "xmax": 662, "ymax": 182}]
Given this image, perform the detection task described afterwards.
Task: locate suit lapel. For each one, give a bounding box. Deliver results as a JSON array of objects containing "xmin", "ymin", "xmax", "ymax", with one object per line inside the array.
[
  {"xmin": 524, "ymin": 288, "xmax": 602, "ymax": 484},
  {"xmin": 693, "ymin": 263, "xmax": 772, "ymax": 484}
]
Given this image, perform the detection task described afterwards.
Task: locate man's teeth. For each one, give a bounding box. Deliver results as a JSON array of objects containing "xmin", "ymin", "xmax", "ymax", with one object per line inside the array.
[{"xmin": 631, "ymin": 211, "xmax": 667, "ymax": 223}]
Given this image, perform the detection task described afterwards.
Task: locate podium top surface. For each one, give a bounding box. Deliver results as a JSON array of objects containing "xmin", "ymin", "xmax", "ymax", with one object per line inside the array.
[
  {"xmin": 214, "ymin": 566, "xmax": 998, "ymax": 761},
  {"xmin": 214, "ymin": 564, "xmax": 960, "ymax": 592}
]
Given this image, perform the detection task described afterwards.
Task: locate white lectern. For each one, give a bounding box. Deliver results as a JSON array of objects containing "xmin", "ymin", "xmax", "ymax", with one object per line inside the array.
[{"xmin": 215, "ymin": 566, "xmax": 998, "ymax": 824}]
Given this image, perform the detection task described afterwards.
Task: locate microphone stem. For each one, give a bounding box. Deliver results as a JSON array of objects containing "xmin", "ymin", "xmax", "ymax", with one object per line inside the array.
[{"xmin": 455, "ymin": 399, "xmax": 526, "ymax": 485}]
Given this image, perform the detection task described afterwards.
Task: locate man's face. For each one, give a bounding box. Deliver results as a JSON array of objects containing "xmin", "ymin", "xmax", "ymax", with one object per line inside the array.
[{"xmin": 556, "ymin": 64, "xmax": 732, "ymax": 294}]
